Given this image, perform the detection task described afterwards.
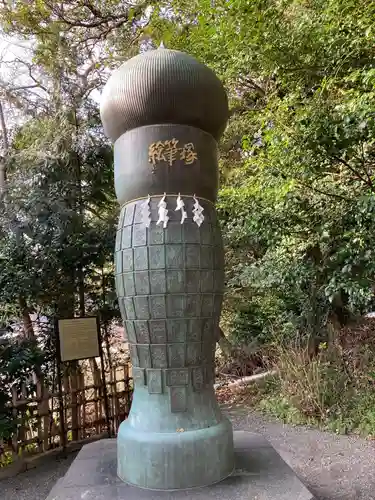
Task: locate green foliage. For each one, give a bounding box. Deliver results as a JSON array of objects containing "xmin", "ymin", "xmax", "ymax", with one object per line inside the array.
[
  {"xmin": 0, "ymin": 339, "xmax": 44, "ymax": 382},
  {"xmin": 0, "ymin": 337, "xmax": 45, "ymax": 440},
  {"xmin": 256, "ymin": 342, "xmax": 375, "ymax": 436},
  {"xmin": 160, "ymin": 0, "xmax": 375, "ymax": 345},
  {"xmin": 0, "ymin": 0, "xmax": 152, "ymax": 442},
  {"xmin": 0, "ymin": 110, "xmax": 118, "ymax": 317},
  {"xmin": 0, "ymin": 390, "xmax": 15, "ymax": 442}
]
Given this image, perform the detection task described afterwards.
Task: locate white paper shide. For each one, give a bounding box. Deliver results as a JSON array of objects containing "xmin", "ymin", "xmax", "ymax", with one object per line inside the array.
[
  {"xmin": 157, "ymin": 193, "xmax": 169, "ymax": 228},
  {"xmin": 193, "ymin": 195, "xmax": 204, "ymax": 227},
  {"xmin": 175, "ymin": 193, "xmax": 188, "ymax": 224},
  {"xmin": 141, "ymin": 195, "xmax": 151, "ymax": 228}
]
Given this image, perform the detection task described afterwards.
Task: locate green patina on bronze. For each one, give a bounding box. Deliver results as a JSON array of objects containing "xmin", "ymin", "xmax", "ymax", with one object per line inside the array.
[{"xmin": 100, "ymin": 48, "xmax": 234, "ymax": 491}]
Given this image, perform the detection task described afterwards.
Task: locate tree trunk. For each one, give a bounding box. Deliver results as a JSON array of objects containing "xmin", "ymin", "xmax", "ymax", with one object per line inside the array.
[
  {"xmin": 0, "ymin": 158, "xmax": 5, "ymax": 200},
  {"xmin": 1, "ymin": 101, "xmax": 36, "ymax": 343},
  {"xmin": 0, "ymin": 101, "xmax": 8, "ymax": 200},
  {"xmin": 18, "ymin": 295, "xmax": 36, "ymax": 339}
]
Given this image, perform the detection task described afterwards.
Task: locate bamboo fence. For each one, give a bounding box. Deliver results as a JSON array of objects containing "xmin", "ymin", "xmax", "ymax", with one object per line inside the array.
[{"xmin": 0, "ymin": 360, "xmax": 132, "ymax": 468}]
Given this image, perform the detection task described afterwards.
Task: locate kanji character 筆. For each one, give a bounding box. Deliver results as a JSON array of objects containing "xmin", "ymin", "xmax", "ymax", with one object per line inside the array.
[{"xmin": 163, "ymin": 138, "xmax": 180, "ymax": 166}]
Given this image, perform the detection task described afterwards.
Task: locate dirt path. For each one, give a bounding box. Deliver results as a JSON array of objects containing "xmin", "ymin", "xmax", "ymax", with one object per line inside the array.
[
  {"xmin": 1, "ymin": 409, "xmax": 374, "ymax": 500},
  {"xmin": 227, "ymin": 405, "xmax": 375, "ymax": 500}
]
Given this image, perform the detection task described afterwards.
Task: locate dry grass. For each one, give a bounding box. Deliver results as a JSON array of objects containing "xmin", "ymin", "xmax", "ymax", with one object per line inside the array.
[{"xmin": 254, "ymin": 320, "xmax": 375, "ymax": 434}]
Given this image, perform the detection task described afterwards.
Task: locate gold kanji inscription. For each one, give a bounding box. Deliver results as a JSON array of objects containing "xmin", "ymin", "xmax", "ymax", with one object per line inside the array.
[
  {"xmin": 163, "ymin": 138, "xmax": 180, "ymax": 166},
  {"xmin": 148, "ymin": 141, "xmax": 166, "ymax": 165},
  {"xmin": 148, "ymin": 139, "xmax": 198, "ymax": 167},
  {"xmin": 180, "ymin": 143, "xmax": 198, "ymax": 165}
]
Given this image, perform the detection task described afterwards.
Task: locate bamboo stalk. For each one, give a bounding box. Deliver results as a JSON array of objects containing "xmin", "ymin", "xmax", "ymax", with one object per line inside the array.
[
  {"xmin": 36, "ymin": 379, "xmax": 44, "ymax": 453},
  {"xmin": 70, "ymin": 368, "xmax": 79, "ymax": 441},
  {"xmin": 11, "ymin": 386, "xmax": 19, "ymax": 462},
  {"xmin": 80, "ymin": 371, "xmax": 86, "ymax": 440}
]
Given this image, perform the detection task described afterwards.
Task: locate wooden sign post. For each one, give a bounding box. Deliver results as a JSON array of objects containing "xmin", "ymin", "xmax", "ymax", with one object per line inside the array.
[{"xmin": 55, "ymin": 316, "xmax": 111, "ymax": 450}]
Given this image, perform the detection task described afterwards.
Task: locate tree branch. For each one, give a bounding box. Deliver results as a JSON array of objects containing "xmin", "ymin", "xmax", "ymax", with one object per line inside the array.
[
  {"xmin": 0, "ymin": 101, "xmax": 9, "ymax": 152},
  {"xmin": 332, "ymin": 155, "xmax": 374, "ymax": 191},
  {"xmin": 238, "ymin": 76, "xmax": 266, "ymax": 97},
  {"xmin": 45, "ymin": 0, "xmax": 145, "ymax": 29}
]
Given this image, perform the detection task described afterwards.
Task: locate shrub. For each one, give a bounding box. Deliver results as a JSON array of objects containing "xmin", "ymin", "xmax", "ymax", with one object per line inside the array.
[{"xmin": 258, "ymin": 336, "xmax": 375, "ymax": 435}]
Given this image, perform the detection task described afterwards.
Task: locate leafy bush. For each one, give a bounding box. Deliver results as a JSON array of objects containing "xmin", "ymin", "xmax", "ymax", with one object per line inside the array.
[
  {"xmin": 0, "ymin": 337, "xmax": 45, "ymax": 440},
  {"xmin": 163, "ymin": 0, "xmax": 375, "ymax": 347},
  {"xmin": 258, "ymin": 337, "xmax": 375, "ymax": 435}
]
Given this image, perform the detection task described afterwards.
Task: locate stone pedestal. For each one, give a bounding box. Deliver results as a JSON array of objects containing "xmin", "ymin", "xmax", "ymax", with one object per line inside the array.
[{"xmin": 46, "ymin": 432, "xmax": 315, "ymax": 500}]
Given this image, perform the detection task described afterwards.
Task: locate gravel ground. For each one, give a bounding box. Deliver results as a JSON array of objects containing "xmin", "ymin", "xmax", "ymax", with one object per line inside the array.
[
  {"xmin": 1, "ymin": 452, "xmax": 78, "ymax": 500},
  {"xmin": 1, "ymin": 410, "xmax": 374, "ymax": 500},
  {"xmin": 227, "ymin": 406, "xmax": 375, "ymax": 500}
]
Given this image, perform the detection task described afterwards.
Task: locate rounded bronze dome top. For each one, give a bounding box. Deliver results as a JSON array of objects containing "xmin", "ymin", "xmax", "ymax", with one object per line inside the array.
[{"xmin": 100, "ymin": 49, "xmax": 229, "ymax": 143}]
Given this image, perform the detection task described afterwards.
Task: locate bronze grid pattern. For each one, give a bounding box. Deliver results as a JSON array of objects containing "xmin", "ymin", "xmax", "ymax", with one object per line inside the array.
[{"xmin": 115, "ymin": 196, "xmax": 224, "ymax": 411}]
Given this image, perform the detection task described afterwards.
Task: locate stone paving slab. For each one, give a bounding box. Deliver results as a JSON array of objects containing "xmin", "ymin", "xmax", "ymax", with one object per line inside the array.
[{"xmin": 46, "ymin": 431, "xmax": 314, "ymax": 500}]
